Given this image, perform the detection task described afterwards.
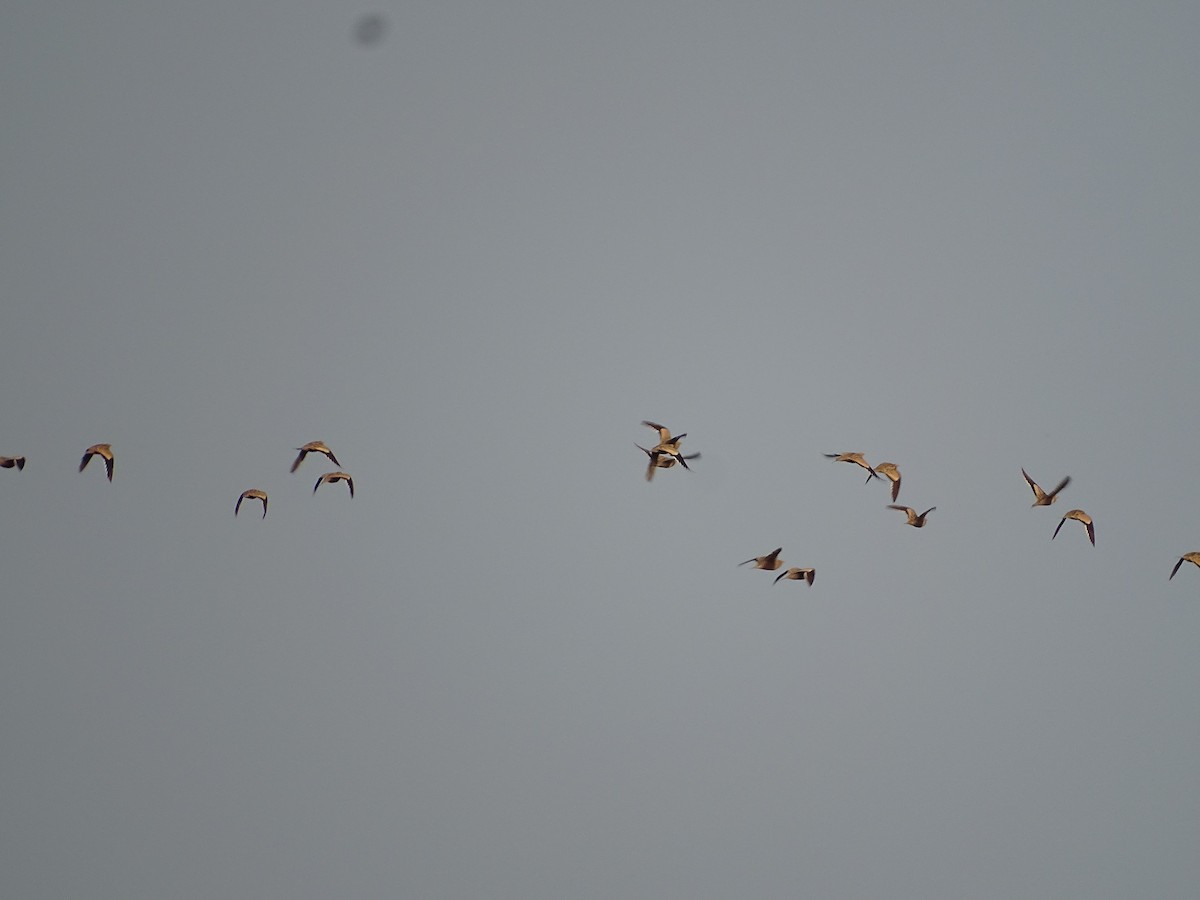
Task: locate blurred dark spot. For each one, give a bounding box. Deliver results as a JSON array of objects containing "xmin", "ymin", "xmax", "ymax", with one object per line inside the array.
[{"xmin": 354, "ymin": 13, "xmax": 388, "ymax": 47}]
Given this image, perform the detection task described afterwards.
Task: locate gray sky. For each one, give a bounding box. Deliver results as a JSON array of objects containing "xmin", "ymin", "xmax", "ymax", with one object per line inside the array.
[{"xmin": 3, "ymin": 2, "xmax": 1199, "ymax": 897}]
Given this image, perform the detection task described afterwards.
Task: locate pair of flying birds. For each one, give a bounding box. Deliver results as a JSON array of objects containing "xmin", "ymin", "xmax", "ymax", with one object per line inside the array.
[
  {"xmin": 635, "ymin": 421, "xmax": 701, "ymax": 482},
  {"xmin": 823, "ymin": 452, "xmax": 935, "ymax": 527},
  {"xmin": 738, "ymin": 548, "xmax": 816, "ymax": 585},
  {"xmin": 5, "ymin": 444, "xmax": 115, "ymax": 480},
  {"xmin": 1021, "ymin": 468, "xmax": 1094, "ymax": 545},
  {"xmin": 234, "ymin": 441, "xmax": 354, "ymax": 519}
]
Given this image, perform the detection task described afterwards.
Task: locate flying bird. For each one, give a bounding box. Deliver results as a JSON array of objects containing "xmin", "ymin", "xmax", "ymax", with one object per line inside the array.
[
  {"xmin": 291, "ymin": 441, "xmax": 341, "ymax": 473},
  {"xmin": 774, "ymin": 567, "xmax": 815, "ymax": 586},
  {"xmin": 871, "ymin": 461, "xmax": 902, "ymax": 501},
  {"xmin": 888, "ymin": 505, "xmax": 935, "ymax": 527},
  {"xmin": 235, "ymin": 489, "xmax": 268, "ymax": 519},
  {"xmin": 1052, "ymin": 509, "xmax": 1094, "ymax": 546},
  {"xmin": 1169, "ymin": 552, "xmax": 1200, "ymax": 581},
  {"xmin": 739, "ymin": 547, "xmax": 784, "ymax": 571},
  {"xmin": 641, "ymin": 420, "xmax": 697, "ymax": 470},
  {"xmin": 313, "ymin": 471, "xmax": 354, "ymax": 498},
  {"xmin": 0, "ymin": 456, "xmax": 25, "ymax": 470},
  {"xmin": 825, "ymin": 452, "xmax": 879, "ymax": 479},
  {"xmin": 79, "ymin": 444, "xmax": 114, "ymax": 481},
  {"xmin": 642, "ymin": 420, "xmax": 686, "ymax": 451},
  {"xmin": 1022, "ymin": 468, "xmax": 1070, "ymax": 507},
  {"xmin": 635, "ymin": 443, "xmax": 700, "ymax": 482}
]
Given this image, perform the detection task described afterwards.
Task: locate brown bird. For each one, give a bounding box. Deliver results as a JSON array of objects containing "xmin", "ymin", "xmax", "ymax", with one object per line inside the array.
[
  {"xmin": 871, "ymin": 462, "xmax": 902, "ymax": 501},
  {"xmin": 888, "ymin": 504, "xmax": 935, "ymax": 527},
  {"xmin": 774, "ymin": 567, "xmax": 815, "ymax": 586},
  {"xmin": 0, "ymin": 456, "xmax": 25, "ymax": 470},
  {"xmin": 825, "ymin": 451, "xmax": 879, "ymax": 479},
  {"xmin": 1022, "ymin": 468, "xmax": 1070, "ymax": 507},
  {"xmin": 739, "ymin": 547, "xmax": 784, "ymax": 571},
  {"xmin": 635, "ymin": 443, "xmax": 700, "ymax": 482},
  {"xmin": 79, "ymin": 444, "xmax": 114, "ymax": 481},
  {"xmin": 641, "ymin": 420, "xmax": 697, "ymax": 470},
  {"xmin": 1169, "ymin": 552, "xmax": 1200, "ymax": 581},
  {"xmin": 1052, "ymin": 509, "xmax": 1094, "ymax": 546},
  {"xmin": 642, "ymin": 420, "xmax": 686, "ymax": 451},
  {"xmin": 313, "ymin": 471, "xmax": 354, "ymax": 498},
  {"xmin": 235, "ymin": 489, "xmax": 268, "ymax": 519},
  {"xmin": 291, "ymin": 441, "xmax": 341, "ymax": 473}
]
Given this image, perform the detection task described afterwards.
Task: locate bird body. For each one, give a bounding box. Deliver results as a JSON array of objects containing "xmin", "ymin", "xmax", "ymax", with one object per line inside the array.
[
  {"xmin": 1022, "ymin": 468, "xmax": 1070, "ymax": 506},
  {"xmin": 291, "ymin": 441, "xmax": 341, "ymax": 473},
  {"xmin": 635, "ymin": 443, "xmax": 700, "ymax": 481},
  {"xmin": 1052, "ymin": 509, "xmax": 1094, "ymax": 545},
  {"xmin": 79, "ymin": 444, "xmax": 114, "ymax": 481},
  {"xmin": 642, "ymin": 421, "xmax": 685, "ymax": 451},
  {"xmin": 889, "ymin": 504, "xmax": 935, "ymax": 527},
  {"xmin": 314, "ymin": 471, "xmax": 354, "ymax": 497},
  {"xmin": 641, "ymin": 421, "xmax": 697, "ymax": 470},
  {"xmin": 739, "ymin": 547, "xmax": 784, "ymax": 571},
  {"xmin": 774, "ymin": 567, "xmax": 815, "ymax": 585},
  {"xmin": 0, "ymin": 456, "xmax": 25, "ymax": 470},
  {"xmin": 235, "ymin": 489, "xmax": 268, "ymax": 518}
]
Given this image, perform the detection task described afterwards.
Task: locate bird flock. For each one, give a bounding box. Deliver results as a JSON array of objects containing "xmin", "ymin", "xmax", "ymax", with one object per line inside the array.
[
  {"xmin": 3, "ymin": 440, "xmax": 354, "ymax": 516},
  {"xmin": 634, "ymin": 420, "xmax": 1200, "ymax": 585},
  {"xmin": 3, "ymin": 428, "xmax": 1197, "ymax": 585}
]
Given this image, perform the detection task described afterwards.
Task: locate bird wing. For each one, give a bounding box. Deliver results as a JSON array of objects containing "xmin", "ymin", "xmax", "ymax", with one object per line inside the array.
[
  {"xmin": 642, "ymin": 421, "xmax": 670, "ymax": 443},
  {"xmin": 1021, "ymin": 468, "xmax": 1042, "ymax": 499},
  {"xmin": 1047, "ymin": 476, "xmax": 1071, "ymax": 499}
]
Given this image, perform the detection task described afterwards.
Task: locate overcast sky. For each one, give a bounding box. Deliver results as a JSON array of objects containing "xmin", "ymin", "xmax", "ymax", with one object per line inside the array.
[{"xmin": 3, "ymin": 2, "xmax": 1199, "ymax": 898}]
